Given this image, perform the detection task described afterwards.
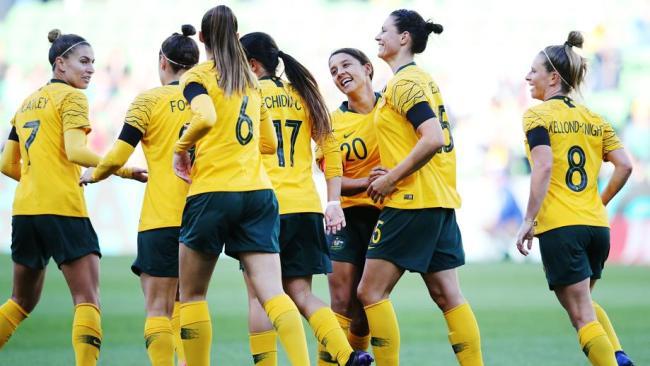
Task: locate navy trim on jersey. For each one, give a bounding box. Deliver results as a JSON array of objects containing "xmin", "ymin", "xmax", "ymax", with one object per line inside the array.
[
  {"xmin": 183, "ymin": 82, "xmax": 208, "ymax": 103},
  {"xmin": 527, "ymin": 126, "xmax": 551, "ymax": 149},
  {"xmin": 118, "ymin": 123, "xmax": 144, "ymax": 147},
  {"xmin": 406, "ymin": 101, "xmax": 436, "ymax": 129}
]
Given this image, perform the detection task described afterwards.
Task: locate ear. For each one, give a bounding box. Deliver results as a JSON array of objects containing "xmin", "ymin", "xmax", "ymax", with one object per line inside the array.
[
  {"xmin": 249, "ymin": 59, "xmax": 260, "ymax": 75},
  {"xmin": 55, "ymin": 56, "xmax": 66, "ymax": 72},
  {"xmin": 199, "ymin": 31, "xmax": 205, "ymax": 43},
  {"xmin": 549, "ymin": 71, "xmax": 561, "ymax": 87},
  {"xmin": 160, "ymin": 55, "xmax": 168, "ymax": 71},
  {"xmin": 400, "ymin": 31, "xmax": 410, "ymax": 46},
  {"xmin": 363, "ymin": 63, "xmax": 373, "ymax": 77}
]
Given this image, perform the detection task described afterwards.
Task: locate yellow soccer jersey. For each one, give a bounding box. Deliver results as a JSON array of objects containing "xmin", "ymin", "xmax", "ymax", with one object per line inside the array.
[
  {"xmin": 260, "ymin": 77, "xmax": 341, "ymax": 214},
  {"xmin": 11, "ymin": 80, "xmax": 91, "ymax": 217},
  {"xmin": 331, "ymin": 95, "xmax": 382, "ymax": 209},
  {"xmin": 522, "ymin": 96, "xmax": 623, "ymax": 234},
  {"xmin": 374, "ymin": 63, "xmax": 461, "ymax": 209},
  {"xmin": 180, "ymin": 61, "xmax": 273, "ymax": 196},
  {"xmin": 125, "ymin": 82, "xmax": 191, "ymax": 231}
]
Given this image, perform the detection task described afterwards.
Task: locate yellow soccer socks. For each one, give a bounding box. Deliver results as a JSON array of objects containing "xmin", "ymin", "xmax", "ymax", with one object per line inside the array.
[
  {"xmin": 309, "ymin": 307, "xmax": 354, "ymax": 365},
  {"xmin": 144, "ymin": 316, "xmax": 174, "ymax": 366},
  {"xmin": 0, "ymin": 299, "xmax": 28, "ymax": 349},
  {"xmin": 249, "ymin": 330, "xmax": 278, "ymax": 366},
  {"xmin": 180, "ymin": 301, "xmax": 212, "ymax": 366},
  {"xmin": 578, "ymin": 321, "xmax": 617, "ymax": 366},
  {"xmin": 72, "ymin": 303, "xmax": 102, "ymax": 366},
  {"xmin": 443, "ymin": 303, "xmax": 483, "ymax": 366},
  {"xmin": 263, "ymin": 294, "xmax": 309, "ymax": 365},
  {"xmin": 349, "ymin": 331, "xmax": 371, "ymax": 352},
  {"xmin": 592, "ymin": 302, "xmax": 623, "ymax": 352},
  {"xmin": 365, "ymin": 299, "xmax": 400, "ymax": 366},
  {"xmin": 171, "ymin": 302, "xmax": 186, "ymax": 365}
]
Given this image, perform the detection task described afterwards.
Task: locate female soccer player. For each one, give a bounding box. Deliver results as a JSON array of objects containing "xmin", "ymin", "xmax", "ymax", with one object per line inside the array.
[
  {"xmin": 325, "ymin": 48, "xmax": 382, "ymax": 356},
  {"xmin": 356, "ymin": 10, "xmax": 484, "ymax": 366},
  {"xmin": 239, "ymin": 33, "xmax": 372, "ymax": 366},
  {"xmin": 79, "ymin": 25, "xmax": 200, "ymax": 366},
  {"xmin": 516, "ymin": 31, "xmax": 634, "ymax": 366},
  {"xmin": 170, "ymin": 6, "xmax": 311, "ymax": 366},
  {"xmin": 0, "ymin": 29, "xmax": 144, "ymax": 365}
]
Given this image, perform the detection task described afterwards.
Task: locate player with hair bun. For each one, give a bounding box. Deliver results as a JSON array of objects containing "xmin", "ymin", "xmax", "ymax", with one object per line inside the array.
[
  {"xmin": 80, "ymin": 24, "xmax": 200, "ymax": 366},
  {"xmin": 517, "ymin": 31, "xmax": 634, "ymax": 366},
  {"xmin": 0, "ymin": 29, "xmax": 144, "ymax": 366},
  {"xmin": 356, "ymin": 9, "xmax": 484, "ymax": 365}
]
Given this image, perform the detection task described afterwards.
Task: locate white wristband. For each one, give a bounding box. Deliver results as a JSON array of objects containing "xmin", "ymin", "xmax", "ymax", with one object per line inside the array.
[{"xmin": 326, "ymin": 200, "xmax": 341, "ymax": 208}]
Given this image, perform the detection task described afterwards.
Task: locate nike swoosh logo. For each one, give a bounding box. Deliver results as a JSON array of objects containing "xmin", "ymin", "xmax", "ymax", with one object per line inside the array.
[{"xmin": 343, "ymin": 131, "xmax": 355, "ymax": 138}]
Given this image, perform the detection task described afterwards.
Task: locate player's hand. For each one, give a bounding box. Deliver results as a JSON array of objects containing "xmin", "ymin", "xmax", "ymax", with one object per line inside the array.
[
  {"xmin": 130, "ymin": 167, "xmax": 148, "ymax": 183},
  {"xmin": 369, "ymin": 166, "xmax": 388, "ymax": 183},
  {"xmin": 173, "ymin": 151, "xmax": 192, "ymax": 184},
  {"xmin": 515, "ymin": 219, "xmax": 535, "ymax": 256},
  {"xmin": 79, "ymin": 167, "xmax": 96, "ymax": 186},
  {"xmin": 325, "ymin": 201, "xmax": 346, "ymax": 235},
  {"xmin": 367, "ymin": 172, "xmax": 396, "ymax": 204}
]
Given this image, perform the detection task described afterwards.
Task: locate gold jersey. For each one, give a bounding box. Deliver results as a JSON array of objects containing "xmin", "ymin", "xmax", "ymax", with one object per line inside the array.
[
  {"xmin": 522, "ymin": 96, "xmax": 623, "ymax": 234},
  {"xmin": 11, "ymin": 80, "xmax": 91, "ymax": 217},
  {"xmin": 124, "ymin": 83, "xmax": 191, "ymax": 231},
  {"xmin": 374, "ymin": 63, "xmax": 461, "ymax": 209},
  {"xmin": 259, "ymin": 77, "xmax": 341, "ymax": 214},
  {"xmin": 331, "ymin": 95, "xmax": 382, "ymax": 209},
  {"xmin": 179, "ymin": 61, "xmax": 273, "ymax": 196}
]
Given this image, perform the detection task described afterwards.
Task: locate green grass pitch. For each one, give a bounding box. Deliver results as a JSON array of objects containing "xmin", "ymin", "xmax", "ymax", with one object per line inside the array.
[{"xmin": 1, "ymin": 255, "xmax": 648, "ymax": 365}]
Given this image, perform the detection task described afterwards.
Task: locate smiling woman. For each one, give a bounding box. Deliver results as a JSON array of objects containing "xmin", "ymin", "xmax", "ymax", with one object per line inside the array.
[{"xmin": 0, "ymin": 28, "xmax": 144, "ymax": 366}]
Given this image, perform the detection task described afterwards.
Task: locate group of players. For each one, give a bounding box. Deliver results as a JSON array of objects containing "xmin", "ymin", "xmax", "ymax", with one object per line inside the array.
[{"xmin": 0, "ymin": 3, "xmax": 636, "ymax": 366}]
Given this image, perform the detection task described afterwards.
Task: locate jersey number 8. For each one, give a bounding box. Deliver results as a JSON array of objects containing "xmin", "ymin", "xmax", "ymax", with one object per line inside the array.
[{"xmin": 565, "ymin": 145, "xmax": 587, "ymax": 192}]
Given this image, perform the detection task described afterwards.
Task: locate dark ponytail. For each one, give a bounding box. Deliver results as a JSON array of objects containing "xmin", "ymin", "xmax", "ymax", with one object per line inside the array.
[
  {"xmin": 240, "ymin": 32, "xmax": 331, "ymax": 143},
  {"xmin": 47, "ymin": 29, "xmax": 90, "ymax": 70},
  {"xmin": 540, "ymin": 30, "xmax": 588, "ymax": 93},
  {"xmin": 390, "ymin": 9, "xmax": 442, "ymax": 54},
  {"xmin": 160, "ymin": 24, "xmax": 200, "ymax": 73}
]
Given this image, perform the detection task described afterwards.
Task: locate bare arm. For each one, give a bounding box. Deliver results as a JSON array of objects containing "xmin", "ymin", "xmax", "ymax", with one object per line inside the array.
[
  {"xmin": 601, "ymin": 148, "xmax": 633, "ymax": 206},
  {"xmin": 523, "ymin": 145, "xmax": 553, "ymax": 220}
]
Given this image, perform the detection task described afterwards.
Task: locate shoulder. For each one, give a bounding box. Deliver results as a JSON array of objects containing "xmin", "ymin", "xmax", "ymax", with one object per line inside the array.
[
  {"xmin": 522, "ymin": 102, "xmax": 554, "ymax": 131},
  {"xmin": 180, "ymin": 61, "xmax": 215, "ymax": 88}
]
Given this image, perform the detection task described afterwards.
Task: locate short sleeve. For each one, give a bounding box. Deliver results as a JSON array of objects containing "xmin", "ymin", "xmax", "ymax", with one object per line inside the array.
[
  {"xmin": 522, "ymin": 108, "xmax": 548, "ymax": 133},
  {"xmin": 602, "ymin": 121, "xmax": 623, "ymax": 156},
  {"xmin": 180, "ymin": 67, "xmax": 206, "ymax": 91},
  {"xmin": 124, "ymin": 91, "xmax": 159, "ymax": 133},
  {"xmin": 61, "ymin": 90, "xmax": 91, "ymax": 132},
  {"xmin": 388, "ymin": 79, "xmax": 430, "ymax": 117}
]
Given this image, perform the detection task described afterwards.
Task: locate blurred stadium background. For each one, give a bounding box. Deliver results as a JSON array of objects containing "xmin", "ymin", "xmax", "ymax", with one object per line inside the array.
[{"xmin": 0, "ymin": 0, "xmax": 648, "ymax": 364}]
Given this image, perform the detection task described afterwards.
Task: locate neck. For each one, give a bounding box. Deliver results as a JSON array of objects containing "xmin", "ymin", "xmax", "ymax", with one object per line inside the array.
[
  {"xmin": 347, "ymin": 84, "xmax": 376, "ymax": 114},
  {"xmin": 52, "ymin": 70, "xmax": 66, "ymax": 83},
  {"xmin": 543, "ymin": 86, "xmax": 565, "ymax": 100},
  {"xmin": 161, "ymin": 70, "xmax": 184, "ymax": 86},
  {"xmin": 386, "ymin": 51, "xmax": 414, "ymax": 74}
]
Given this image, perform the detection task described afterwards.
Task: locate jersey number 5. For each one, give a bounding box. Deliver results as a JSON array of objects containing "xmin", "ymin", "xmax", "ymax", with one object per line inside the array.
[
  {"xmin": 23, "ymin": 120, "xmax": 40, "ymax": 165},
  {"xmin": 565, "ymin": 145, "xmax": 587, "ymax": 192},
  {"xmin": 437, "ymin": 105, "xmax": 454, "ymax": 153}
]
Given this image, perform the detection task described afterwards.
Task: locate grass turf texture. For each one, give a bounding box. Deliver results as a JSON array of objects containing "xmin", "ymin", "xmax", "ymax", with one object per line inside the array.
[{"xmin": 0, "ymin": 255, "xmax": 648, "ymax": 365}]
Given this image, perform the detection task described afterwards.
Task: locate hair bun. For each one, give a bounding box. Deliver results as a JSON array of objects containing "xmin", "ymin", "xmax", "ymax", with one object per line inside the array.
[
  {"xmin": 181, "ymin": 24, "xmax": 196, "ymax": 37},
  {"xmin": 566, "ymin": 30, "xmax": 584, "ymax": 48},
  {"xmin": 425, "ymin": 21, "xmax": 443, "ymax": 35},
  {"xmin": 48, "ymin": 29, "xmax": 62, "ymax": 43}
]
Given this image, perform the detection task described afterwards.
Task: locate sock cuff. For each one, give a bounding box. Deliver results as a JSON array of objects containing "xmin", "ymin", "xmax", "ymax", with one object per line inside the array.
[
  {"xmin": 592, "ymin": 301, "xmax": 603, "ymax": 310},
  {"xmin": 578, "ymin": 321, "xmax": 607, "ymax": 345},
  {"xmin": 443, "ymin": 302, "xmax": 470, "ymax": 317},
  {"xmin": 145, "ymin": 316, "xmax": 173, "ymax": 336},
  {"xmin": 263, "ymin": 294, "xmax": 297, "ymax": 320},
  {"xmin": 180, "ymin": 301, "xmax": 210, "ymax": 326},
  {"xmin": 334, "ymin": 312, "xmax": 352, "ymax": 325},
  {"xmin": 1, "ymin": 299, "xmax": 29, "ymax": 325},
  {"xmin": 172, "ymin": 302, "xmax": 181, "ymax": 318},
  {"xmin": 363, "ymin": 298, "xmax": 391, "ymax": 311},
  {"xmin": 73, "ymin": 303, "xmax": 102, "ymax": 332},
  {"xmin": 7, "ymin": 299, "xmax": 29, "ymax": 317},
  {"xmin": 75, "ymin": 303, "xmax": 100, "ymax": 314},
  {"xmin": 249, "ymin": 330, "xmax": 277, "ymax": 354}
]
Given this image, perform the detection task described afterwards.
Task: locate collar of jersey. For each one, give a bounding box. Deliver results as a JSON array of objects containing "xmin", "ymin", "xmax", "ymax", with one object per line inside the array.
[
  {"xmin": 260, "ymin": 75, "xmax": 284, "ymax": 87},
  {"xmin": 167, "ymin": 80, "xmax": 179, "ymax": 86},
  {"xmin": 339, "ymin": 92, "xmax": 381, "ymax": 114},
  {"xmin": 395, "ymin": 61, "xmax": 416, "ymax": 74},
  {"xmin": 546, "ymin": 95, "xmax": 572, "ymax": 102},
  {"xmin": 50, "ymin": 79, "xmax": 68, "ymax": 85}
]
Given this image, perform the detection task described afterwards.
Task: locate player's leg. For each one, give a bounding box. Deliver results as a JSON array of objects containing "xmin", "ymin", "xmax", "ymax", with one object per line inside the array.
[
  {"xmin": 421, "ymin": 269, "xmax": 482, "ymax": 366},
  {"xmin": 328, "ymin": 261, "xmax": 369, "ymax": 351},
  {"xmin": 141, "ymin": 274, "xmax": 177, "ymax": 366},
  {"xmin": 244, "ymin": 271, "xmax": 277, "ymax": 366},
  {"xmin": 0, "ymin": 263, "xmax": 44, "ymax": 348},
  {"xmin": 591, "ymin": 280, "xmax": 633, "ymax": 366}
]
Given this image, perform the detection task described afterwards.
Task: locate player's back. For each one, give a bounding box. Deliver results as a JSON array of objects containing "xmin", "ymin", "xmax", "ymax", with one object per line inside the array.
[
  {"xmin": 12, "ymin": 80, "xmax": 90, "ymax": 217},
  {"xmin": 260, "ymin": 77, "xmax": 321, "ymax": 214},
  {"xmin": 127, "ymin": 83, "xmax": 191, "ymax": 231},
  {"xmin": 523, "ymin": 96, "xmax": 622, "ymax": 233},
  {"xmin": 180, "ymin": 61, "xmax": 272, "ymax": 196}
]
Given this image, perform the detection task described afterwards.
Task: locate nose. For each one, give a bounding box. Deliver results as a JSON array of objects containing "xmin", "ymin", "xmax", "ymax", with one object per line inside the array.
[
  {"xmin": 88, "ymin": 63, "xmax": 95, "ymax": 74},
  {"xmin": 375, "ymin": 33, "xmax": 381, "ymax": 42}
]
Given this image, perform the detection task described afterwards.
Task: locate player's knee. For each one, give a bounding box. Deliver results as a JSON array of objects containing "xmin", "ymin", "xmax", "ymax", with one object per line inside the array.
[
  {"xmin": 71, "ymin": 292, "xmax": 100, "ymax": 307},
  {"xmin": 12, "ymin": 294, "xmax": 39, "ymax": 313},
  {"xmin": 356, "ymin": 284, "xmax": 383, "ymax": 307}
]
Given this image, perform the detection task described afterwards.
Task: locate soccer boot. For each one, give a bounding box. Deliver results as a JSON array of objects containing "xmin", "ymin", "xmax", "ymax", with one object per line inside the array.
[
  {"xmin": 344, "ymin": 350, "xmax": 374, "ymax": 366},
  {"xmin": 615, "ymin": 350, "xmax": 635, "ymax": 366}
]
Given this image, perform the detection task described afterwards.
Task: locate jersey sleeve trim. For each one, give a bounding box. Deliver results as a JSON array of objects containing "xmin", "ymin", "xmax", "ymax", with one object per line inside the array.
[
  {"xmin": 405, "ymin": 101, "xmax": 436, "ymax": 129},
  {"xmin": 183, "ymin": 82, "xmax": 208, "ymax": 103},
  {"xmin": 118, "ymin": 123, "xmax": 144, "ymax": 147},
  {"xmin": 526, "ymin": 126, "xmax": 551, "ymax": 149},
  {"xmin": 8, "ymin": 126, "xmax": 18, "ymax": 142}
]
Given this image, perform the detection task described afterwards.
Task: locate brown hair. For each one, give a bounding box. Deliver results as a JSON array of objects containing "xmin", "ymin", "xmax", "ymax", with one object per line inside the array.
[
  {"xmin": 390, "ymin": 9, "xmax": 443, "ymax": 54},
  {"xmin": 47, "ymin": 29, "xmax": 90, "ymax": 70},
  {"xmin": 200, "ymin": 5, "xmax": 256, "ymax": 96},
  {"xmin": 329, "ymin": 48, "xmax": 374, "ymax": 80},
  {"xmin": 540, "ymin": 31, "xmax": 587, "ymax": 93}
]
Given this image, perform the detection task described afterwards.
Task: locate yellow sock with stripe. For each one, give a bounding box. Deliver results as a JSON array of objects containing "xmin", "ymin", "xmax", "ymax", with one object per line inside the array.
[
  {"xmin": 249, "ymin": 330, "xmax": 277, "ymax": 365},
  {"xmin": 309, "ymin": 307, "xmax": 353, "ymax": 365},
  {"xmin": 592, "ymin": 302, "xmax": 623, "ymax": 352},
  {"xmin": 364, "ymin": 299, "xmax": 400, "ymax": 366},
  {"xmin": 443, "ymin": 303, "xmax": 483, "ymax": 366},
  {"xmin": 144, "ymin": 317, "xmax": 174, "ymax": 366},
  {"xmin": 72, "ymin": 303, "xmax": 102, "ymax": 366},
  {"xmin": 349, "ymin": 331, "xmax": 371, "ymax": 351},
  {"xmin": 0, "ymin": 299, "xmax": 29, "ymax": 349},
  {"xmin": 171, "ymin": 302, "xmax": 186, "ymax": 365},
  {"xmin": 578, "ymin": 321, "xmax": 617, "ymax": 366},
  {"xmin": 317, "ymin": 313, "xmax": 351, "ymax": 365},
  {"xmin": 180, "ymin": 301, "xmax": 212, "ymax": 366},
  {"xmin": 263, "ymin": 294, "xmax": 309, "ymax": 366}
]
